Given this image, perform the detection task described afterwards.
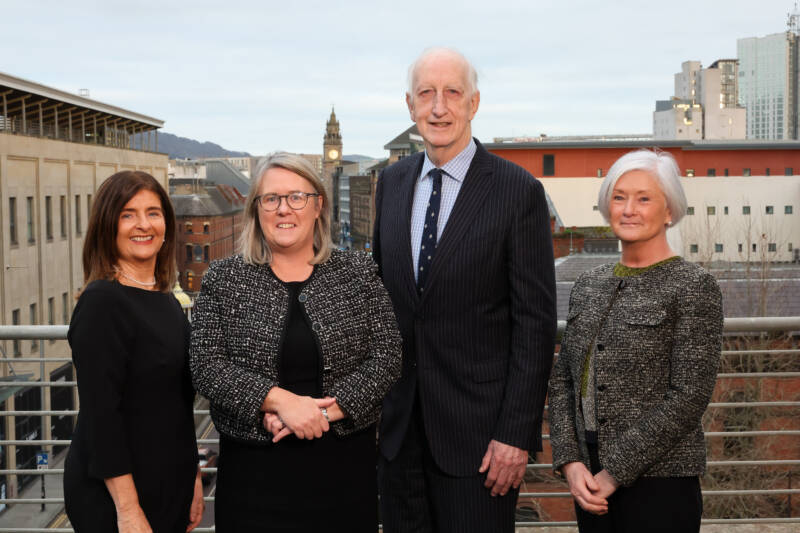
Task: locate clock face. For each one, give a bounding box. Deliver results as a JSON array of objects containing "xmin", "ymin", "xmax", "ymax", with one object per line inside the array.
[{"xmin": 328, "ymin": 149, "xmax": 339, "ymax": 160}]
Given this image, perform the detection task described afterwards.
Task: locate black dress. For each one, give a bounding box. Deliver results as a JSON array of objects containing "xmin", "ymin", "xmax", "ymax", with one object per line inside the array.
[
  {"xmin": 215, "ymin": 280, "xmax": 378, "ymax": 533},
  {"xmin": 64, "ymin": 280, "xmax": 198, "ymax": 533}
]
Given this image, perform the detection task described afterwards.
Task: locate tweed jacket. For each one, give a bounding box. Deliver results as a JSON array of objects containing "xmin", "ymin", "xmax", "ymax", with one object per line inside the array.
[
  {"xmin": 548, "ymin": 258, "xmax": 723, "ymax": 486},
  {"xmin": 190, "ymin": 250, "xmax": 402, "ymax": 443}
]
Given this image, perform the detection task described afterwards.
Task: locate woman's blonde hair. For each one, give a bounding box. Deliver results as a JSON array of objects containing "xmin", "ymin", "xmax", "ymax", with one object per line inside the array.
[{"xmin": 238, "ymin": 152, "xmax": 332, "ymax": 265}]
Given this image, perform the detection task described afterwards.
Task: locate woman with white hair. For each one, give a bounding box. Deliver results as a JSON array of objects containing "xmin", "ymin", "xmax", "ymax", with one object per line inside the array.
[
  {"xmin": 548, "ymin": 149, "xmax": 723, "ymax": 533},
  {"xmin": 190, "ymin": 152, "xmax": 402, "ymax": 532}
]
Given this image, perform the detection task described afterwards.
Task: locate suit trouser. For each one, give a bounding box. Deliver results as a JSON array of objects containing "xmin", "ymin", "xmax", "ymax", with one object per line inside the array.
[
  {"xmin": 378, "ymin": 397, "xmax": 518, "ymax": 533},
  {"xmin": 575, "ymin": 441, "xmax": 702, "ymax": 533}
]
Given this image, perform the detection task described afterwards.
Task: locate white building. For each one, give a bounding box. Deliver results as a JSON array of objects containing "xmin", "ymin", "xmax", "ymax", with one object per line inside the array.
[
  {"xmin": 540, "ymin": 175, "xmax": 799, "ymax": 263},
  {"xmin": 654, "ymin": 60, "xmax": 746, "ymax": 140}
]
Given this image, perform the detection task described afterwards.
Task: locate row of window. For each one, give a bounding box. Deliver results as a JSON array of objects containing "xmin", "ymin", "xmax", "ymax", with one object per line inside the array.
[
  {"xmin": 689, "ymin": 242, "xmax": 794, "ymax": 254},
  {"xmin": 10, "ymin": 293, "xmax": 70, "ymax": 356},
  {"xmin": 8, "ymin": 194, "xmax": 91, "ymax": 246},
  {"xmin": 184, "ymin": 222, "xmax": 210, "ymax": 234},
  {"xmin": 688, "ymin": 168, "xmax": 794, "ymax": 177},
  {"xmin": 686, "ymin": 205, "xmax": 793, "ymax": 216}
]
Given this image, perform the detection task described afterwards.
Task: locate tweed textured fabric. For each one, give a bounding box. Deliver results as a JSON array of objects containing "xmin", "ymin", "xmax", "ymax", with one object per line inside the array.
[
  {"xmin": 548, "ymin": 257, "xmax": 723, "ymax": 486},
  {"xmin": 190, "ymin": 250, "xmax": 402, "ymax": 442}
]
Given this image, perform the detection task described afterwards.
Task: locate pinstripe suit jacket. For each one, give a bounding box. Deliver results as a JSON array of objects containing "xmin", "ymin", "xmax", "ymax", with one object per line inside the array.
[{"xmin": 373, "ymin": 139, "xmax": 557, "ymax": 476}]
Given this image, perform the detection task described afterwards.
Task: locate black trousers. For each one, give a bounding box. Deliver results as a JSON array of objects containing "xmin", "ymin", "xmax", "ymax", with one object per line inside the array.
[
  {"xmin": 575, "ymin": 442, "xmax": 702, "ymax": 533},
  {"xmin": 378, "ymin": 398, "xmax": 517, "ymax": 533}
]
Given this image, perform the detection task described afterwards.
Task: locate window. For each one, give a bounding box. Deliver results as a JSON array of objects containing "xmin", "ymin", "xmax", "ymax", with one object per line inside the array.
[
  {"xmin": 185, "ymin": 222, "xmax": 193, "ymax": 234},
  {"xmin": 768, "ymin": 243, "xmax": 777, "ymax": 252},
  {"xmin": 715, "ymin": 243, "xmax": 723, "ymax": 253},
  {"xmin": 790, "ymin": 243, "xmax": 794, "ymax": 252},
  {"xmin": 752, "ymin": 243, "xmax": 757, "ymax": 252},
  {"xmin": 59, "ymin": 195, "xmax": 66, "ymax": 238},
  {"xmin": 786, "ymin": 206, "xmax": 793, "ymax": 214},
  {"xmin": 185, "ymin": 270, "xmax": 194, "ymax": 291},
  {"xmin": 690, "ymin": 244, "xmax": 698, "ymax": 254},
  {"xmin": 62, "ymin": 292, "xmax": 69, "ymax": 324},
  {"xmin": 738, "ymin": 243, "xmax": 743, "ymax": 252},
  {"xmin": 45, "ymin": 196, "xmax": 53, "ymax": 240},
  {"xmin": 707, "ymin": 206, "xmax": 716, "ymax": 215},
  {"xmin": 707, "ymin": 168, "xmax": 716, "ymax": 177},
  {"xmin": 743, "ymin": 206, "xmax": 751, "ymax": 215},
  {"xmin": 9, "ymin": 197, "xmax": 17, "ymax": 245},
  {"xmin": 542, "ymin": 154, "xmax": 555, "ymax": 176},
  {"xmin": 743, "ymin": 168, "xmax": 751, "ymax": 177},
  {"xmin": 765, "ymin": 206, "xmax": 774, "ymax": 215},
  {"xmin": 686, "ymin": 169, "xmax": 695, "ymax": 177},
  {"xmin": 185, "ymin": 245, "xmax": 192, "ymax": 263},
  {"xmin": 193, "ymin": 245, "xmax": 203, "ymax": 262},
  {"xmin": 30, "ymin": 303, "xmax": 38, "ymax": 352},
  {"xmin": 204, "ymin": 245, "xmax": 210, "ymax": 263},
  {"xmin": 687, "ymin": 207, "xmax": 695, "ymax": 215},
  {"xmin": 26, "ymin": 196, "xmax": 35, "ymax": 243},
  {"xmin": 75, "ymin": 195, "xmax": 82, "ymax": 234},
  {"xmin": 596, "ymin": 168, "xmax": 603, "ymax": 178},
  {"xmin": 87, "ymin": 194, "xmax": 92, "ymax": 220},
  {"xmin": 724, "ymin": 206, "xmax": 729, "ymax": 215},
  {"xmin": 48, "ymin": 297, "xmax": 55, "ymax": 343},
  {"xmin": 203, "ymin": 223, "xmax": 210, "ymax": 234},
  {"xmin": 724, "ymin": 168, "xmax": 730, "ymax": 176},
  {"xmin": 12, "ymin": 309, "xmax": 20, "ymax": 356},
  {"xmin": 592, "ymin": 205, "xmax": 599, "ymax": 211},
  {"xmin": 785, "ymin": 167, "xmax": 793, "ymax": 176}
]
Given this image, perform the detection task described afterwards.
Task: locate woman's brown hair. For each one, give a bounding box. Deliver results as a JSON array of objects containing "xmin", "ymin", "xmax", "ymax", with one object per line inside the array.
[{"xmin": 82, "ymin": 170, "xmax": 177, "ymax": 293}]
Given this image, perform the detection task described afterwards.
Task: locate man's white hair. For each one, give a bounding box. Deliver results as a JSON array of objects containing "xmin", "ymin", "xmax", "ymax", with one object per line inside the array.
[{"xmin": 406, "ymin": 47, "xmax": 478, "ymax": 98}]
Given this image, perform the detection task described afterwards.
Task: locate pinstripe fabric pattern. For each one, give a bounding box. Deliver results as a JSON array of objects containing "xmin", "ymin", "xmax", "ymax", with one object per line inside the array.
[
  {"xmin": 410, "ymin": 139, "xmax": 475, "ymax": 278},
  {"xmin": 373, "ymin": 139, "xmax": 557, "ymax": 479}
]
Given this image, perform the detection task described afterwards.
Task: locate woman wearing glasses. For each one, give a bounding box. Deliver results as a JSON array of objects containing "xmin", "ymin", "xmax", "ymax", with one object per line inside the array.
[{"xmin": 190, "ymin": 152, "xmax": 401, "ymax": 532}]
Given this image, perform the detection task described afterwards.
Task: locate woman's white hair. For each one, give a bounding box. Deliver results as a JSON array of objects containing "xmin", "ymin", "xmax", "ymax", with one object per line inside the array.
[
  {"xmin": 407, "ymin": 47, "xmax": 478, "ymax": 98},
  {"xmin": 238, "ymin": 152, "xmax": 332, "ymax": 265},
  {"xmin": 597, "ymin": 149, "xmax": 688, "ymax": 225}
]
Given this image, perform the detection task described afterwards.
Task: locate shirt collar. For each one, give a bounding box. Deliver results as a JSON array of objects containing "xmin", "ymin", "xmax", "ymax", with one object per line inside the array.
[{"xmin": 419, "ymin": 138, "xmax": 476, "ymax": 183}]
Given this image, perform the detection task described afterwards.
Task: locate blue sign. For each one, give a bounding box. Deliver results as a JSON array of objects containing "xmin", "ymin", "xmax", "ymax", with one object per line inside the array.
[{"xmin": 36, "ymin": 451, "xmax": 48, "ymax": 470}]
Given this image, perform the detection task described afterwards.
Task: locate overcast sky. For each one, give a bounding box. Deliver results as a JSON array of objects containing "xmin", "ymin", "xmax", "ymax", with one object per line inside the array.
[{"xmin": 2, "ymin": 1, "xmax": 796, "ymax": 157}]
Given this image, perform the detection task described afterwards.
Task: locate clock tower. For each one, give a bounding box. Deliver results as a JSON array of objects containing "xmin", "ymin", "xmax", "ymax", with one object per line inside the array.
[{"xmin": 323, "ymin": 107, "xmax": 342, "ymax": 184}]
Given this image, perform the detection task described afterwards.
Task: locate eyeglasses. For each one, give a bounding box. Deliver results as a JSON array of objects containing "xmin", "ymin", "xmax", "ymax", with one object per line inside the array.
[{"xmin": 255, "ymin": 192, "xmax": 320, "ymax": 212}]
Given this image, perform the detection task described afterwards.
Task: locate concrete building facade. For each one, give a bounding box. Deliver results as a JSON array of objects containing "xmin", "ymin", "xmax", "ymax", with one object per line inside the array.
[
  {"xmin": 654, "ymin": 60, "xmax": 746, "ymax": 140},
  {"xmin": 0, "ymin": 71, "xmax": 166, "ymax": 497}
]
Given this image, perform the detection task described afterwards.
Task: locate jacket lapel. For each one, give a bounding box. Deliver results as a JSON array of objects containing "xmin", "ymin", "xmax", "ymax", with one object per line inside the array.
[
  {"xmin": 421, "ymin": 141, "xmax": 493, "ymax": 301},
  {"xmin": 397, "ymin": 155, "xmax": 424, "ymax": 303}
]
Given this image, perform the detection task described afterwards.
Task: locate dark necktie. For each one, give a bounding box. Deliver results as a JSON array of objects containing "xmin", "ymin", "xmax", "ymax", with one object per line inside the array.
[{"xmin": 417, "ymin": 168, "xmax": 443, "ymax": 292}]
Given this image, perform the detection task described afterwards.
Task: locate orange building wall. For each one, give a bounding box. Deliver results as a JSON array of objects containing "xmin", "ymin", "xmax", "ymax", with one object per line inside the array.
[{"xmin": 490, "ymin": 146, "xmax": 800, "ymax": 178}]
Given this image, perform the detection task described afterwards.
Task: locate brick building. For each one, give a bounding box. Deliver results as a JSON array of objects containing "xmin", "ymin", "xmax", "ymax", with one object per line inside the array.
[{"xmin": 171, "ymin": 179, "xmax": 245, "ymax": 293}]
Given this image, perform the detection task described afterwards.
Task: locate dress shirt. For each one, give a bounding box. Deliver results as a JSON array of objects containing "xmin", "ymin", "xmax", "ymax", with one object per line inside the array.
[{"xmin": 410, "ymin": 139, "xmax": 477, "ymax": 280}]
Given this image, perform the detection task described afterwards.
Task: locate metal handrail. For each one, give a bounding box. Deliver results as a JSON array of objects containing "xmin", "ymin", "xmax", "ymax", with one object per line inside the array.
[{"xmin": 0, "ymin": 320, "xmax": 798, "ymax": 529}]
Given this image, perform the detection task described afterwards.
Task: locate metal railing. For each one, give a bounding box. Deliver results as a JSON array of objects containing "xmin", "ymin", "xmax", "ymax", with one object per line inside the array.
[{"xmin": 0, "ymin": 317, "xmax": 798, "ymax": 531}]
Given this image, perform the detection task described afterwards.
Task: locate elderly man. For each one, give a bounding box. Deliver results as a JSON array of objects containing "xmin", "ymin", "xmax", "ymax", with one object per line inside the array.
[{"xmin": 372, "ymin": 47, "xmax": 557, "ymax": 532}]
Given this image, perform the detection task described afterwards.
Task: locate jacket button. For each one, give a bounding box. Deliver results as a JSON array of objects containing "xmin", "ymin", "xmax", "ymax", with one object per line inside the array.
[
  {"xmin": 597, "ymin": 384, "xmax": 606, "ymax": 392},
  {"xmin": 599, "ymin": 418, "xmax": 608, "ymax": 425},
  {"xmin": 298, "ymin": 293, "xmax": 308, "ymax": 303},
  {"xmin": 597, "ymin": 343, "xmax": 604, "ymax": 351},
  {"xmin": 312, "ymin": 322, "xmax": 322, "ymax": 332}
]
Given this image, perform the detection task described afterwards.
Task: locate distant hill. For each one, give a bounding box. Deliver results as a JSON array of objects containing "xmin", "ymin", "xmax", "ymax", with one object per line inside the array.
[{"xmin": 159, "ymin": 132, "xmax": 251, "ymax": 159}]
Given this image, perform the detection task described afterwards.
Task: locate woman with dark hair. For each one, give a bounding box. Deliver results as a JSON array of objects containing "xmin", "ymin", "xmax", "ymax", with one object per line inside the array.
[
  {"xmin": 548, "ymin": 150, "xmax": 723, "ymax": 533},
  {"xmin": 64, "ymin": 171, "xmax": 204, "ymax": 532}
]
